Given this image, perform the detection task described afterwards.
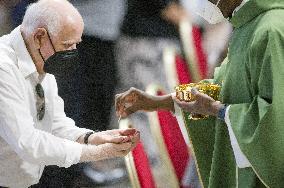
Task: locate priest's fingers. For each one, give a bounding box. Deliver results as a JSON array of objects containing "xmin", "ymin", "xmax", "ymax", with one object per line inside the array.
[
  {"xmin": 120, "ymin": 88, "xmax": 139, "ymax": 104},
  {"xmin": 115, "ymin": 88, "xmax": 140, "ymax": 117},
  {"xmin": 123, "ymin": 105, "xmax": 141, "ymax": 117},
  {"xmin": 116, "ymin": 104, "xmax": 135, "ymax": 118},
  {"xmin": 172, "ymin": 96, "xmax": 195, "ymax": 112},
  {"xmin": 191, "ymin": 87, "xmax": 215, "ymax": 102},
  {"xmin": 115, "ymin": 93, "xmax": 132, "ymax": 116},
  {"xmin": 115, "ymin": 93, "xmax": 122, "ymax": 115},
  {"xmin": 115, "ymin": 93, "xmax": 127, "ymax": 116}
]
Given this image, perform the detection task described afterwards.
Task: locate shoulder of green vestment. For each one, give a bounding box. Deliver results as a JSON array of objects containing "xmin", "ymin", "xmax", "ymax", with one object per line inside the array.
[{"xmin": 230, "ymin": 0, "xmax": 284, "ymax": 28}]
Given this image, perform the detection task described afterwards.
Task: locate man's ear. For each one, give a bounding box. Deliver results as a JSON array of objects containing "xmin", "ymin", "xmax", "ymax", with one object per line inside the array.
[{"xmin": 33, "ymin": 28, "xmax": 47, "ymax": 49}]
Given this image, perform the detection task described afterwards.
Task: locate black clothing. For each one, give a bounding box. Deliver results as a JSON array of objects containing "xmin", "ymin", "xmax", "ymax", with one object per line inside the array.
[{"xmin": 121, "ymin": 0, "xmax": 179, "ymax": 38}]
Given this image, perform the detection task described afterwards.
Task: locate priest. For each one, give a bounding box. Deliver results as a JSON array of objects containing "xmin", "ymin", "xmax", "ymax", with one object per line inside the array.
[{"xmin": 115, "ymin": 0, "xmax": 284, "ymax": 187}]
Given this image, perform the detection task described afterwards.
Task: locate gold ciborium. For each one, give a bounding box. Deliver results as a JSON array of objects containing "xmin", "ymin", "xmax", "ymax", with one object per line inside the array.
[{"xmin": 175, "ymin": 83, "xmax": 221, "ymax": 120}]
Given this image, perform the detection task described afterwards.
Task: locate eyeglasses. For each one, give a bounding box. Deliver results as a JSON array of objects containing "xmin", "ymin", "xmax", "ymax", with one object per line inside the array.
[{"xmin": 35, "ymin": 83, "xmax": 45, "ymax": 121}]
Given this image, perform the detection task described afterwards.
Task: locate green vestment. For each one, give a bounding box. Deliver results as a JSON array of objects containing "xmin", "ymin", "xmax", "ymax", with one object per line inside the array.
[{"xmin": 183, "ymin": 0, "xmax": 284, "ymax": 187}]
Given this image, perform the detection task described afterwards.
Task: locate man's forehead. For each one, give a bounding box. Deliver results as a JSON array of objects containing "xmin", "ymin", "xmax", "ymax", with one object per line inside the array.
[
  {"xmin": 51, "ymin": 11, "xmax": 83, "ymax": 41},
  {"xmin": 56, "ymin": 23, "xmax": 83, "ymax": 44}
]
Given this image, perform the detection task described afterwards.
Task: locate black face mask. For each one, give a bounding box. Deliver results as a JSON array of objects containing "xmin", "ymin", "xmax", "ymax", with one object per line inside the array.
[{"xmin": 38, "ymin": 32, "xmax": 79, "ymax": 77}]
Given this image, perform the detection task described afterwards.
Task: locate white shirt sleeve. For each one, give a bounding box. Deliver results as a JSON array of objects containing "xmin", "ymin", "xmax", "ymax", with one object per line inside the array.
[
  {"xmin": 51, "ymin": 78, "xmax": 92, "ymax": 141},
  {"xmin": 0, "ymin": 66, "xmax": 82, "ymax": 168},
  {"xmin": 224, "ymin": 106, "xmax": 251, "ymax": 168}
]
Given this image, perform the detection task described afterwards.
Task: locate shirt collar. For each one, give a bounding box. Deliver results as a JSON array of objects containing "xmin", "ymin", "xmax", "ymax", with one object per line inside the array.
[
  {"xmin": 10, "ymin": 26, "xmax": 38, "ymax": 79},
  {"xmin": 230, "ymin": 0, "xmax": 284, "ymax": 28}
]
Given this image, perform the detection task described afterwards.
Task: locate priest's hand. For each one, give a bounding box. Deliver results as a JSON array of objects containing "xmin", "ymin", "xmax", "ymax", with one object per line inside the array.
[
  {"xmin": 115, "ymin": 87, "xmax": 174, "ymax": 118},
  {"xmin": 173, "ymin": 87, "xmax": 224, "ymax": 117},
  {"xmin": 88, "ymin": 128, "xmax": 139, "ymax": 146}
]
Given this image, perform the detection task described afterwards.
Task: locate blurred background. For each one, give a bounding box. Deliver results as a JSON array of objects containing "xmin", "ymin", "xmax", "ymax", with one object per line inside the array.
[{"xmin": 0, "ymin": 0, "xmax": 232, "ymax": 187}]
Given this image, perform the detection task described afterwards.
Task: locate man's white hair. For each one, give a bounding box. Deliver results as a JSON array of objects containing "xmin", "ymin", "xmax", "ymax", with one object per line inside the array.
[{"xmin": 21, "ymin": 0, "xmax": 78, "ymax": 36}]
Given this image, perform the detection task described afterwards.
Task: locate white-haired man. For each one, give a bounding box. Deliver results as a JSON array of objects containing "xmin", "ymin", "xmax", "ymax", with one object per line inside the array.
[{"xmin": 0, "ymin": 0, "xmax": 140, "ymax": 187}]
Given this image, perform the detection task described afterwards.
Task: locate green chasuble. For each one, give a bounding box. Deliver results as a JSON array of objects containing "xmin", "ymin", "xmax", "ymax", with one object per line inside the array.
[{"xmin": 183, "ymin": 0, "xmax": 284, "ymax": 187}]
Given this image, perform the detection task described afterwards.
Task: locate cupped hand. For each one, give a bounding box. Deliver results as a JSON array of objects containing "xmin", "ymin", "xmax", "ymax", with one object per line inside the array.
[
  {"xmin": 88, "ymin": 128, "xmax": 139, "ymax": 145},
  {"xmin": 173, "ymin": 87, "xmax": 223, "ymax": 116}
]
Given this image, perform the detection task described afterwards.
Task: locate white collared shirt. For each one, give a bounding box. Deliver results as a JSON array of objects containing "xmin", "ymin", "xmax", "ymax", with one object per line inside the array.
[{"xmin": 0, "ymin": 26, "xmax": 91, "ymax": 188}]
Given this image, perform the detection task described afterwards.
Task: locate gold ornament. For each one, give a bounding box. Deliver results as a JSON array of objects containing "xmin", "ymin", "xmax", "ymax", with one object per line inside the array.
[{"xmin": 175, "ymin": 83, "xmax": 221, "ymax": 120}]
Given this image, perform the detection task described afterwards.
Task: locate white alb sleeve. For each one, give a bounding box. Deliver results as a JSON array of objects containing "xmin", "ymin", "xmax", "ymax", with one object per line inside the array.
[{"xmin": 224, "ymin": 106, "xmax": 251, "ymax": 168}]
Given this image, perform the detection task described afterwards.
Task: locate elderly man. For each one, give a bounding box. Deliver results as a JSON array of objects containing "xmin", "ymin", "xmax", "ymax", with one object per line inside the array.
[
  {"xmin": 0, "ymin": 0, "xmax": 140, "ymax": 187},
  {"xmin": 116, "ymin": 0, "xmax": 284, "ymax": 187}
]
